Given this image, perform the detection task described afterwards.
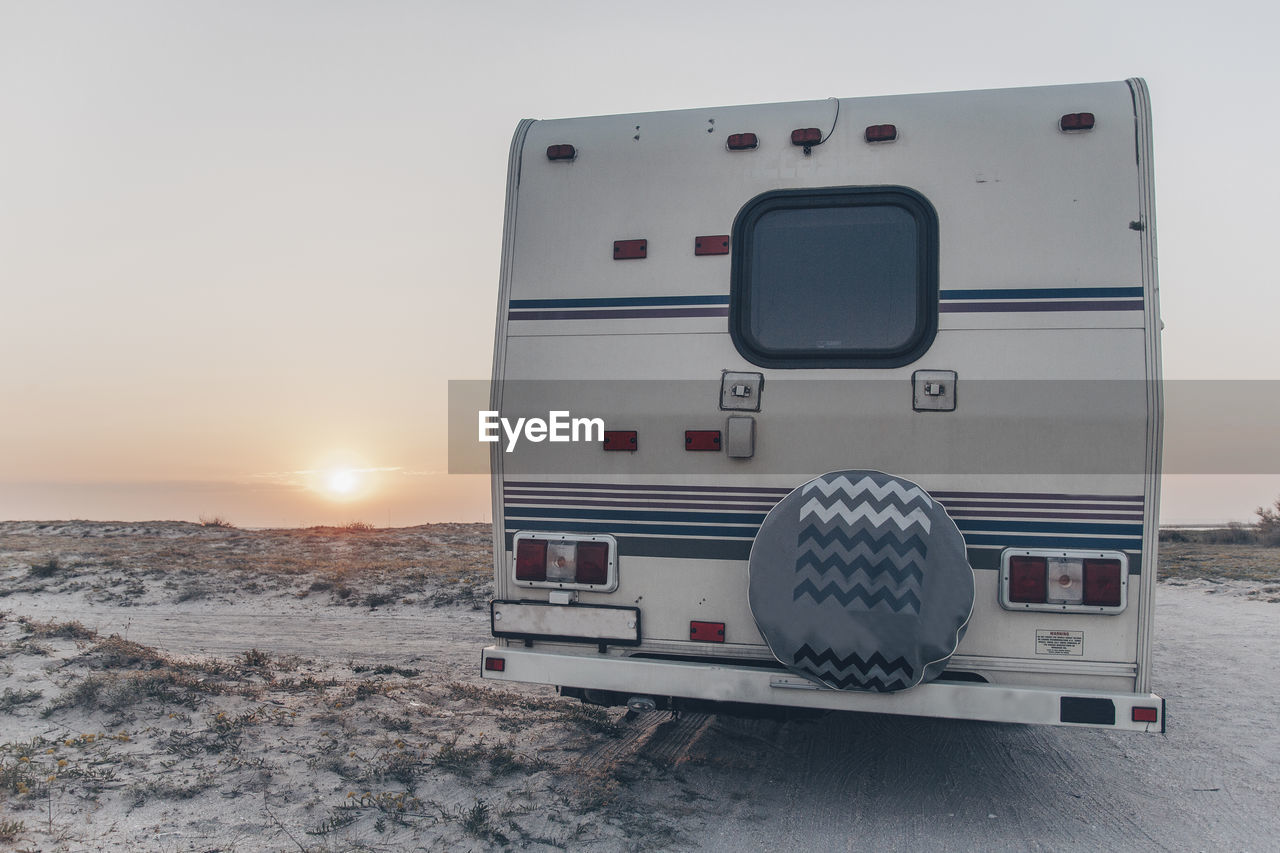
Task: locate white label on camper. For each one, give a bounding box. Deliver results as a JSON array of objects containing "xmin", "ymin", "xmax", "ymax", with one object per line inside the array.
[{"xmin": 1035, "ymin": 629, "xmax": 1084, "ymax": 656}]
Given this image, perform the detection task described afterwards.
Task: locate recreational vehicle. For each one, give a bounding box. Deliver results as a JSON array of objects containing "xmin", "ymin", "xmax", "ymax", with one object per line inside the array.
[{"xmin": 479, "ymin": 80, "xmax": 1164, "ymax": 732}]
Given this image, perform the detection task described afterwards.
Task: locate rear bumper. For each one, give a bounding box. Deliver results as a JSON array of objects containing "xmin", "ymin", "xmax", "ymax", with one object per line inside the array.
[{"xmin": 481, "ymin": 646, "xmax": 1164, "ymax": 733}]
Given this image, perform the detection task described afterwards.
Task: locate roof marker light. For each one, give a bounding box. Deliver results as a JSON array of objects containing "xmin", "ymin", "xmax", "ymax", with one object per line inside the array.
[
  {"xmin": 790, "ymin": 127, "xmax": 822, "ymax": 146},
  {"xmin": 865, "ymin": 124, "xmax": 897, "ymax": 143},
  {"xmin": 546, "ymin": 143, "xmax": 577, "ymax": 160},
  {"xmin": 1059, "ymin": 113, "xmax": 1095, "ymax": 132},
  {"xmin": 726, "ymin": 132, "xmax": 758, "ymax": 150}
]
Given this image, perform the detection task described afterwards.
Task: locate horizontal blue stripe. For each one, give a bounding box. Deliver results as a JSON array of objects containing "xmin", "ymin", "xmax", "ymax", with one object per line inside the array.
[
  {"xmin": 954, "ymin": 519, "xmax": 1142, "ymax": 536},
  {"xmin": 961, "ymin": 533, "xmax": 1140, "ymax": 549},
  {"xmin": 507, "ymin": 519, "xmax": 756, "ymax": 539},
  {"xmin": 940, "ymin": 287, "xmax": 1143, "ymax": 301},
  {"xmin": 507, "ymin": 506, "xmax": 767, "ymax": 525},
  {"xmin": 510, "ymin": 295, "xmax": 729, "ymax": 309}
]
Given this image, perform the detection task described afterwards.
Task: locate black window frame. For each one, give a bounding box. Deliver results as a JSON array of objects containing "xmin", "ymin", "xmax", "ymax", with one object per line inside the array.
[{"xmin": 729, "ymin": 186, "xmax": 939, "ymax": 369}]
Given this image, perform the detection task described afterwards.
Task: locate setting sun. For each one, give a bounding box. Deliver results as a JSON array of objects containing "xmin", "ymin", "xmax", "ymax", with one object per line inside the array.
[{"xmin": 326, "ymin": 469, "xmax": 358, "ymax": 496}]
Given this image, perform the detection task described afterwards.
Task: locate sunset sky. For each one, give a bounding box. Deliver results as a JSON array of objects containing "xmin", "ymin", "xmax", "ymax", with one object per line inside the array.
[{"xmin": 2, "ymin": 1, "xmax": 1278, "ymax": 526}]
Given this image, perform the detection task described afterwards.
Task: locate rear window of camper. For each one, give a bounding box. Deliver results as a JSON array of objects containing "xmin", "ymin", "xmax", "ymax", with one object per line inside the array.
[{"xmin": 729, "ymin": 187, "xmax": 938, "ymax": 368}]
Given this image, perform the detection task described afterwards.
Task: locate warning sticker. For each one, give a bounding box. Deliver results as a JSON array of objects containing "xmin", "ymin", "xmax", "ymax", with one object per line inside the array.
[{"xmin": 1035, "ymin": 629, "xmax": 1084, "ymax": 657}]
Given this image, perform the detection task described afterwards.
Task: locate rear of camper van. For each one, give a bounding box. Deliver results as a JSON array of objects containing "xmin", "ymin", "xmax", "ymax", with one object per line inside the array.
[{"xmin": 480, "ymin": 80, "xmax": 1164, "ymax": 732}]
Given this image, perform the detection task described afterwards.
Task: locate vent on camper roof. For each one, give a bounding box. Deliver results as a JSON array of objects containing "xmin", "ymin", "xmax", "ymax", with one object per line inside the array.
[
  {"xmin": 1059, "ymin": 113, "xmax": 1095, "ymax": 132},
  {"xmin": 865, "ymin": 124, "xmax": 897, "ymax": 143}
]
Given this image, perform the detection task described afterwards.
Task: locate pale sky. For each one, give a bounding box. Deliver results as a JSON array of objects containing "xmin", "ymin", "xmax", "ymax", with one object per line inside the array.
[{"xmin": 2, "ymin": 0, "xmax": 1278, "ymax": 526}]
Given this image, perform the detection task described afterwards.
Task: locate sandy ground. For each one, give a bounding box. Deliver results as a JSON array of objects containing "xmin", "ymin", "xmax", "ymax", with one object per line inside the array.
[{"xmin": 1, "ymin": 522, "xmax": 1278, "ymax": 852}]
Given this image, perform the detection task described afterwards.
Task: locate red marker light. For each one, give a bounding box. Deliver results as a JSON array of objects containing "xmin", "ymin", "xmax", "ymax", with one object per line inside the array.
[
  {"xmin": 546, "ymin": 144, "xmax": 577, "ymax": 160},
  {"xmin": 1060, "ymin": 113, "xmax": 1095, "ymax": 132},
  {"xmin": 726, "ymin": 132, "xmax": 758, "ymax": 150},
  {"xmin": 484, "ymin": 657, "xmax": 505, "ymax": 672},
  {"xmin": 1132, "ymin": 706, "xmax": 1158, "ymax": 723},
  {"xmin": 865, "ymin": 124, "xmax": 897, "ymax": 143},
  {"xmin": 791, "ymin": 127, "xmax": 822, "ymax": 146}
]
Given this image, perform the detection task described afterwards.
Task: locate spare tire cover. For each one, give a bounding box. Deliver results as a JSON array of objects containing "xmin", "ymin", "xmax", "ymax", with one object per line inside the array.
[{"xmin": 748, "ymin": 470, "xmax": 973, "ymax": 692}]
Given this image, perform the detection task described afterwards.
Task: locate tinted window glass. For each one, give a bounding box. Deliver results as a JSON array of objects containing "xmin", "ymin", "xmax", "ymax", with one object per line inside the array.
[{"xmin": 730, "ymin": 187, "xmax": 938, "ymax": 368}]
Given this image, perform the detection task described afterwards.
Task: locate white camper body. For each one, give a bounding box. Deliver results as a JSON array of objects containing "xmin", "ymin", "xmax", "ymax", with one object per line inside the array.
[{"xmin": 481, "ymin": 80, "xmax": 1164, "ymax": 732}]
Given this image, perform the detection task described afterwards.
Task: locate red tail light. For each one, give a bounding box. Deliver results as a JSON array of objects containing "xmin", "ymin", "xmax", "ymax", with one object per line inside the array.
[
  {"xmin": 576, "ymin": 542, "xmax": 609, "ymax": 585},
  {"xmin": 1009, "ymin": 556, "xmax": 1048, "ymax": 603},
  {"xmin": 1132, "ymin": 706, "xmax": 1158, "ymax": 723},
  {"xmin": 513, "ymin": 535, "xmax": 616, "ymax": 590},
  {"xmin": 515, "ymin": 539, "xmax": 548, "ymax": 582},
  {"xmin": 484, "ymin": 657, "xmax": 505, "ymax": 672},
  {"xmin": 1083, "ymin": 559, "xmax": 1123, "ymax": 607},
  {"xmin": 726, "ymin": 132, "xmax": 758, "ymax": 150}
]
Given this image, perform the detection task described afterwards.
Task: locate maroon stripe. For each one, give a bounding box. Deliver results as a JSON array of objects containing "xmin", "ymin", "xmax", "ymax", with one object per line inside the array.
[
  {"xmin": 505, "ymin": 481, "xmax": 794, "ymax": 496},
  {"xmin": 504, "ymin": 496, "xmax": 780, "ymax": 511},
  {"xmin": 510, "ymin": 307, "xmax": 729, "ymax": 320},
  {"xmin": 941, "ymin": 300, "xmax": 1144, "ymax": 313},
  {"xmin": 939, "ymin": 499, "xmax": 1146, "ymax": 512},
  {"xmin": 932, "ymin": 490, "xmax": 1143, "ymax": 502}
]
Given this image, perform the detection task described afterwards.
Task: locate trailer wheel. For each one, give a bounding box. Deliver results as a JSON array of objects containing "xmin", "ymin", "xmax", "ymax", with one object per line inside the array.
[{"xmin": 747, "ymin": 470, "xmax": 974, "ymax": 692}]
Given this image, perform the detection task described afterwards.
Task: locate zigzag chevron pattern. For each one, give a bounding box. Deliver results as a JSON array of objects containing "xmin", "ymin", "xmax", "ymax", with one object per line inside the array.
[
  {"xmin": 797, "ymin": 524, "xmax": 929, "ymax": 554},
  {"xmin": 798, "ymin": 497, "xmax": 933, "ymax": 535},
  {"xmin": 794, "ymin": 561, "xmax": 921, "ymax": 600},
  {"xmin": 796, "ymin": 529, "xmax": 926, "ymax": 577},
  {"xmin": 792, "ymin": 578, "xmax": 923, "ymax": 613},
  {"xmin": 793, "ymin": 643, "xmax": 915, "ymax": 692},
  {"xmin": 793, "ymin": 473, "xmax": 931, "ymax": 614},
  {"xmin": 802, "ymin": 474, "xmax": 935, "ymax": 510}
]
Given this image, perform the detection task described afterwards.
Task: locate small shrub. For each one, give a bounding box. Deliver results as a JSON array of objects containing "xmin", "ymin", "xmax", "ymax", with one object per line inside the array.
[
  {"xmin": 198, "ymin": 515, "xmax": 235, "ymax": 528},
  {"xmin": 27, "ymin": 557, "xmax": 62, "ymax": 579},
  {"xmin": 462, "ymin": 799, "xmax": 491, "ymax": 837},
  {"xmin": 0, "ymin": 819, "xmax": 25, "ymax": 844},
  {"xmin": 0, "ymin": 688, "xmax": 43, "ymax": 713},
  {"xmin": 344, "ymin": 520, "xmax": 376, "ymax": 532},
  {"xmin": 19, "ymin": 617, "xmax": 96, "ymax": 640}
]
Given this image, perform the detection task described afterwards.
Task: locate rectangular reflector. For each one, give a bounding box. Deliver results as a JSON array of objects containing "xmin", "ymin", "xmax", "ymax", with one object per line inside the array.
[
  {"xmin": 613, "ymin": 239, "xmax": 647, "ymax": 260},
  {"xmin": 484, "ymin": 657, "xmax": 505, "ymax": 672},
  {"xmin": 1132, "ymin": 706, "xmax": 1158, "ymax": 723},
  {"xmin": 685, "ymin": 430, "xmax": 722, "ymax": 451},
  {"xmin": 690, "ymin": 621, "xmax": 725, "ymax": 643},
  {"xmin": 514, "ymin": 539, "xmax": 547, "ymax": 582},
  {"xmin": 1009, "ymin": 555, "xmax": 1048, "ymax": 603},
  {"xmin": 1083, "ymin": 558, "xmax": 1123, "ymax": 607},
  {"xmin": 603, "ymin": 430, "xmax": 637, "ymax": 451},
  {"xmin": 695, "ymin": 235, "xmax": 730, "ymax": 256}
]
